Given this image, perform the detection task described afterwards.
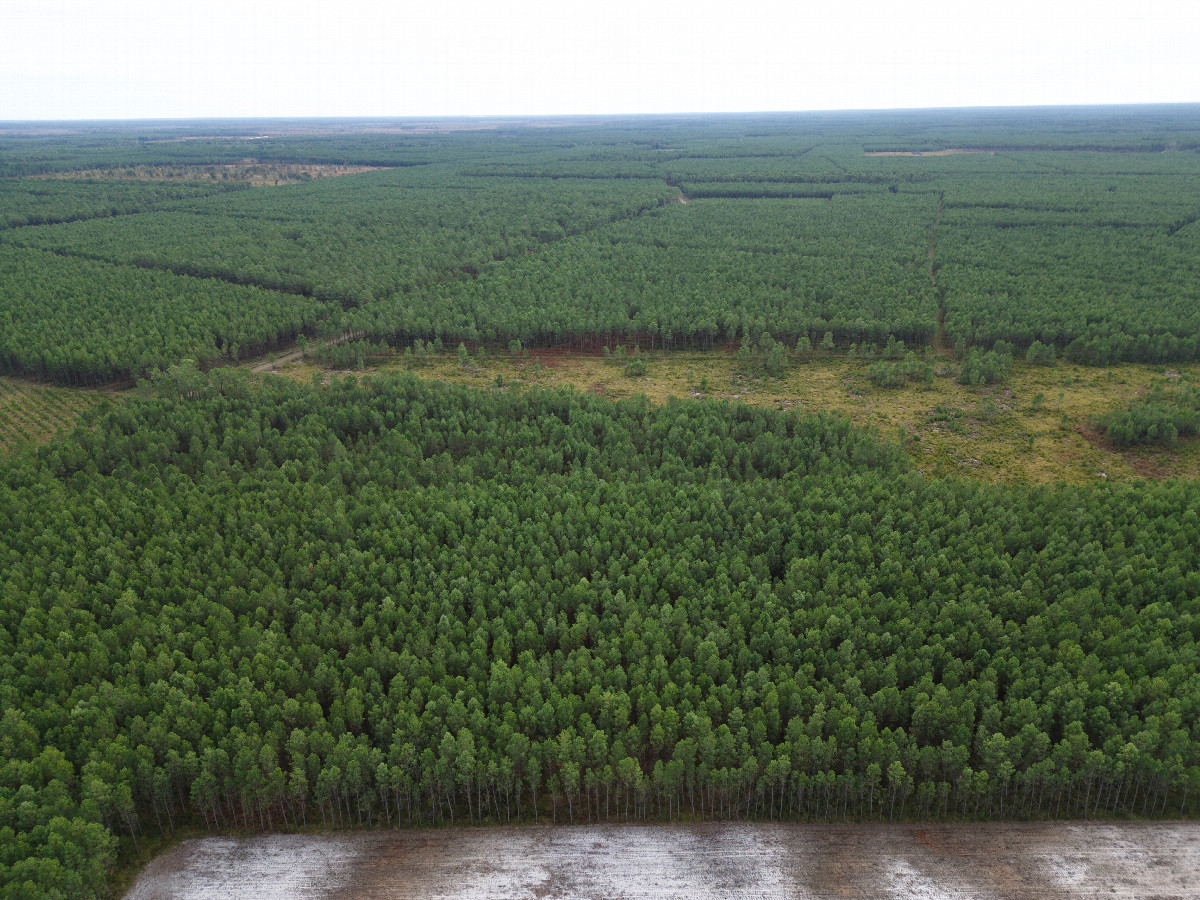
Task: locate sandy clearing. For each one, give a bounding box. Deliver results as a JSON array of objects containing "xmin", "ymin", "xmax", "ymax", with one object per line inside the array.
[
  {"xmin": 36, "ymin": 163, "xmax": 387, "ymax": 185},
  {"xmin": 125, "ymin": 822, "xmax": 1200, "ymax": 900},
  {"xmin": 865, "ymin": 149, "xmax": 998, "ymax": 157},
  {"xmin": 123, "ymin": 834, "xmax": 361, "ymax": 900},
  {"xmin": 249, "ymin": 348, "xmax": 306, "ymax": 373}
]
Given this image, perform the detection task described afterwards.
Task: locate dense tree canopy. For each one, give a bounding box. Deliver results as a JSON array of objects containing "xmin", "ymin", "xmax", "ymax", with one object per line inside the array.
[
  {"xmin": 0, "ymin": 178, "xmax": 238, "ymax": 230},
  {"xmin": 3, "ymin": 372, "xmax": 1199, "ymax": 896},
  {"xmin": 4, "ymin": 111, "xmax": 1200, "ymax": 379},
  {"xmin": 0, "ymin": 246, "xmax": 323, "ymax": 384},
  {"xmin": 2, "ymin": 169, "xmax": 677, "ymax": 306},
  {"xmin": 3, "ymin": 111, "xmax": 1200, "ymax": 898},
  {"xmin": 349, "ymin": 195, "xmax": 939, "ymax": 348}
]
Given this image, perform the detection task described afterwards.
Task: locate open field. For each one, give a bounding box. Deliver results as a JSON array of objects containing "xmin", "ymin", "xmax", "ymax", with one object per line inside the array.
[
  {"xmin": 0, "ymin": 375, "xmax": 110, "ymax": 454},
  {"xmin": 124, "ymin": 822, "xmax": 1200, "ymax": 900},
  {"xmin": 253, "ymin": 349, "xmax": 1200, "ymax": 483}
]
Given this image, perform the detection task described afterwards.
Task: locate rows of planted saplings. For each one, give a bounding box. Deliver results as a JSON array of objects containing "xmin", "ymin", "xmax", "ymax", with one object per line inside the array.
[{"xmin": 0, "ymin": 377, "xmax": 107, "ymax": 453}]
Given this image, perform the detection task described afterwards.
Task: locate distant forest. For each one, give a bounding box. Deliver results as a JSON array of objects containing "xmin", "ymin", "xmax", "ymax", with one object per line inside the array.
[{"xmin": 2, "ymin": 107, "xmax": 1200, "ymax": 383}]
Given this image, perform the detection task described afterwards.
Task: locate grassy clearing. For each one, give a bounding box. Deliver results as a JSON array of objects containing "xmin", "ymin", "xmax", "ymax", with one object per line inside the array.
[
  {"xmin": 36, "ymin": 163, "xmax": 385, "ymax": 186},
  {"xmin": 0, "ymin": 377, "xmax": 113, "ymax": 455},
  {"xmin": 255, "ymin": 349, "xmax": 1200, "ymax": 484}
]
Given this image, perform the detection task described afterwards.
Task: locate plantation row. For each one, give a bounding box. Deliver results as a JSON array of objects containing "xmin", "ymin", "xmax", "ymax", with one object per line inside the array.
[
  {"xmin": 0, "ymin": 246, "xmax": 323, "ymax": 384},
  {"xmin": 0, "ymin": 178, "xmax": 243, "ymax": 230},
  {"xmin": 2, "ymin": 112, "xmax": 1200, "ymax": 383},
  {"xmin": 1, "ymin": 168, "xmax": 678, "ymax": 306},
  {"xmin": 3, "ymin": 372, "xmax": 1199, "ymax": 895},
  {"xmin": 933, "ymin": 169, "xmax": 1200, "ymax": 361},
  {"xmin": 346, "ymin": 195, "xmax": 940, "ymax": 348}
]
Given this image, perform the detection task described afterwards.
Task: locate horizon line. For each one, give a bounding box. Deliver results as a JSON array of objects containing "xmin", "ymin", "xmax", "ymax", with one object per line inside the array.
[{"xmin": 3, "ymin": 101, "xmax": 1199, "ymax": 125}]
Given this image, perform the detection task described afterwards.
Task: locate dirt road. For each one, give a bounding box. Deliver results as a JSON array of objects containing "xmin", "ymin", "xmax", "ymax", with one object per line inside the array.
[
  {"xmin": 249, "ymin": 348, "xmax": 304, "ymax": 373},
  {"xmin": 124, "ymin": 822, "xmax": 1200, "ymax": 899}
]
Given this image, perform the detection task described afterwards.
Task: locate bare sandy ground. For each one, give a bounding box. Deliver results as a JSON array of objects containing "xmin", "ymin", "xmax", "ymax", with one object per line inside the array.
[
  {"xmin": 124, "ymin": 822, "xmax": 1200, "ymax": 900},
  {"xmin": 865, "ymin": 149, "xmax": 997, "ymax": 156}
]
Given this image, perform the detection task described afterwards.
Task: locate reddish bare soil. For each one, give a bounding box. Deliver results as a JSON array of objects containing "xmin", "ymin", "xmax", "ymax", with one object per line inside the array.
[{"xmin": 124, "ymin": 822, "xmax": 1200, "ymax": 899}]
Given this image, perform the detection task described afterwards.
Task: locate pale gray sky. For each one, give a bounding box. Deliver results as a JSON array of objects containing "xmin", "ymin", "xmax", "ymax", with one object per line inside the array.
[{"xmin": 1, "ymin": 0, "xmax": 1197, "ymax": 119}]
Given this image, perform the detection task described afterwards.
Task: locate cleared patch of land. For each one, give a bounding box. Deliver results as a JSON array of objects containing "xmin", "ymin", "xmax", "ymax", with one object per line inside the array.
[
  {"xmin": 0, "ymin": 376, "xmax": 111, "ymax": 454},
  {"xmin": 124, "ymin": 822, "xmax": 1200, "ymax": 900},
  {"xmin": 36, "ymin": 163, "xmax": 386, "ymax": 186},
  {"xmin": 865, "ymin": 149, "xmax": 998, "ymax": 156},
  {"xmin": 254, "ymin": 350, "xmax": 1200, "ymax": 484}
]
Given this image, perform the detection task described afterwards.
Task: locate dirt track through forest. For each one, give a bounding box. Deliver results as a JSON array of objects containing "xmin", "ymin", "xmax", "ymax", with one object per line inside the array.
[
  {"xmin": 250, "ymin": 347, "xmax": 305, "ymax": 373},
  {"xmin": 929, "ymin": 192, "xmax": 946, "ymax": 349},
  {"xmin": 125, "ymin": 822, "xmax": 1200, "ymax": 899},
  {"xmin": 928, "ymin": 191, "xmax": 943, "ymax": 289}
]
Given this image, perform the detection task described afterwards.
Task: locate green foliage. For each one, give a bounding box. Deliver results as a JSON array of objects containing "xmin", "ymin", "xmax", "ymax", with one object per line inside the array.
[
  {"xmin": 0, "ymin": 178, "xmax": 237, "ymax": 229},
  {"xmin": 5, "ymin": 113, "xmax": 1200, "ymax": 369},
  {"xmin": 1026, "ymin": 341, "xmax": 1057, "ymax": 367},
  {"xmin": 5, "ymin": 111, "xmax": 1200, "ymax": 895},
  {"xmin": 0, "ymin": 246, "xmax": 322, "ymax": 384},
  {"xmin": 602, "ymin": 344, "xmax": 649, "ymax": 377},
  {"xmin": 935, "ymin": 164, "xmax": 1200, "ymax": 361},
  {"xmin": 0, "ymin": 378, "xmax": 108, "ymax": 455},
  {"xmin": 867, "ymin": 352, "xmax": 934, "ymax": 388},
  {"xmin": 344, "ymin": 191, "xmax": 940, "ymax": 349},
  {"xmin": 736, "ymin": 332, "xmax": 788, "ymax": 378},
  {"xmin": 410, "ymin": 338, "xmax": 432, "ymax": 366},
  {"xmin": 1093, "ymin": 378, "xmax": 1200, "ymax": 446},
  {"xmin": 881, "ymin": 335, "xmax": 906, "ymax": 360},
  {"xmin": 957, "ymin": 346, "xmax": 1013, "ymax": 386},
  {"xmin": 3, "ymin": 373, "xmax": 1200, "ymax": 896},
  {"xmin": 313, "ymin": 340, "xmax": 392, "ymax": 370},
  {"xmin": 761, "ymin": 334, "xmax": 787, "ymax": 378},
  {"xmin": 3, "ymin": 169, "xmax": 674, "ymax": 307}
]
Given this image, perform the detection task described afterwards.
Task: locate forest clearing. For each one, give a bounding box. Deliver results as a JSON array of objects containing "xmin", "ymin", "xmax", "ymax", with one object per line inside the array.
[
  {"xmin": 251, "ymin": 349, "xmax": 1200, "ymax": 483},
  {"xmin": 125, "ymin": 822, "xmax": 1200, "ymax": 899}
]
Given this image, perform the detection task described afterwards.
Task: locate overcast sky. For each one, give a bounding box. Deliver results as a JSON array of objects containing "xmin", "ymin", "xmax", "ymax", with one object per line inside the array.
[{"xmin": 1, "ymin": 0, "xmax": 1197, "ymax": 119}]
